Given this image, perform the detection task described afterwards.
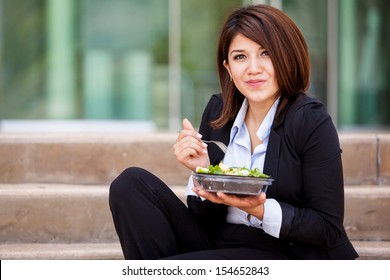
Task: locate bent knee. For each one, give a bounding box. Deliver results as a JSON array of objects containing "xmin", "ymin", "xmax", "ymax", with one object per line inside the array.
[{"xmin": 109, "ymin": 167, "xmax": 144, "ymax": 197}]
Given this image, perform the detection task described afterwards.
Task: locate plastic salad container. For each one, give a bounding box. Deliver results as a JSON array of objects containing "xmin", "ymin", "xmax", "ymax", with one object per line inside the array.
[{"xmin": 192, "ymin": 172, "xmax": 274, "ymax": 196}]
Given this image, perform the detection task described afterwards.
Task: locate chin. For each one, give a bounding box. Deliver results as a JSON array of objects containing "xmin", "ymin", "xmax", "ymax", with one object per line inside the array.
[{"xmin": 246, "ymin": 94, "xmax": 275, "ymax": 103}]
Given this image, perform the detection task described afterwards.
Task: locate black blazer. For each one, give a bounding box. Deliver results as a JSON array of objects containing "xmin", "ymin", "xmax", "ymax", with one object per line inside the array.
[{"xmin": 188, "ymin": 93, "xmax": 358, "ymax": 260}]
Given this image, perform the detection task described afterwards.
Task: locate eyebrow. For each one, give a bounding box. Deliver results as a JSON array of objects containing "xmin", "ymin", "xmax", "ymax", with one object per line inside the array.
[
  {"xmin": 230, "ymin": 50, "xmax": 244, "ymax": 55},
  {"xmin": 229, "ymin": 46, "xmax": 265, "ymax": 55}
]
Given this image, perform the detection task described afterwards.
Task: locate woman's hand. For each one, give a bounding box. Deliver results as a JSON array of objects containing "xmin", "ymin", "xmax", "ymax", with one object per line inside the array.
[
  {"xmin": 192, "ymin": 178, "xmax": 267, "ymax": 220},
  {"xmin": 173, "ymin": 118, "xmax": 210, "ymax": 171}
]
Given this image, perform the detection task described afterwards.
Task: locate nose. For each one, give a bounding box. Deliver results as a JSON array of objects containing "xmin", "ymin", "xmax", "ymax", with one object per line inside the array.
[{"xmin": 248, "ymin": 57, "xmax": 262, "ymax": 75}]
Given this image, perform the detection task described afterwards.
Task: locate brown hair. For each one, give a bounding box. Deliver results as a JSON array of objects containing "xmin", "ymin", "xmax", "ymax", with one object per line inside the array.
[{"xmin": 212, "ymin": 4, "xmax": 310, "ymax": 128}]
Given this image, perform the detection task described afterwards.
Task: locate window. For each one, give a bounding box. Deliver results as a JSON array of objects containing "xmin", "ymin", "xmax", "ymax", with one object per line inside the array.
[{"xmin": 0, "ymin": 0, "xmax": 388, "ymax": 131}]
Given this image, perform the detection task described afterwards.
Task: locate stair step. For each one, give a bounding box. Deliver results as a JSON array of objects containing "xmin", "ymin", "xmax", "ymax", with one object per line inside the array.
[
  {"xmin": 1, "ymin": 133, "xmax": 389, "ymax": 260},
  {"xmin": 1, "ymin": 133, "xmax": 389, "ymax": 186},
  {"xmin": 0, "ymin": 184, "xmax": 116, "ymax": 243},
  {"xmin": 0, "ymin": 242, "xmax": 123, "ymax": 260},
  {"xmin": 339, "ymin": 134, "xmax": 390, "ymax": 185},
  {"xmin": 352, "ymin": 241, "xmax": 390, "ymax": 260},
  {"xmin": 0, "ymin": 241, "xmax": 389, "ymax": 260},
  {"xmin": 1, "ymin": 183, "xmax": 389, "ymax": 243},
  {"xmin": 0, "ymin": 133, "xmax": 190, "ymax": 186},
  {"xmin": 344, "ymin": 185, "xmax": 390, "ymax": 240},
  {"xmin": 0, "ymin": 183, "xmax": 186, "ymax": 243}
]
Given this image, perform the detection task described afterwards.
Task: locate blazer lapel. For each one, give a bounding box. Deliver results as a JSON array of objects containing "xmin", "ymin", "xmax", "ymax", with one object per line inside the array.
[
  {"xmin": 263, "ymin": 95, "xmax": 293, "ymax": 198},
  {"xmin": 263, "ymin": 128, "xmax": 281, "ymax": 198}
]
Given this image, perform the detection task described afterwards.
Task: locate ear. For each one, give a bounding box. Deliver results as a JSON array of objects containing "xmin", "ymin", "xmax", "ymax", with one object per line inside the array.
[{"xmin": 223, "ymin": 60, "xmax": 232, "ymax": 78}]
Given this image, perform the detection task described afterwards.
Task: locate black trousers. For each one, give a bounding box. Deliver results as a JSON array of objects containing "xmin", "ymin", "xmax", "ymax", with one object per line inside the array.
[{"xmin": 109, "ymin": 167, "xmax": 294, "ymax": 260}]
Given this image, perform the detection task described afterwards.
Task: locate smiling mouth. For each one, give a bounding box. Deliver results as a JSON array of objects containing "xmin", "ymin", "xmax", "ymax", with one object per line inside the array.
[{"xmin": 246, "ymin": 79, "xmax": 266, "ymax": 87}]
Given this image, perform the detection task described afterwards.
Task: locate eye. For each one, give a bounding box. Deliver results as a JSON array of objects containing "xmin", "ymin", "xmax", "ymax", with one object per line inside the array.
[
  {"xmin": 261, "ymin": 50, "xmax": 269, "ymax": 56},
  {"xmin": 233, "ymin": 54, "xmax": 246, "ymax": 61}
]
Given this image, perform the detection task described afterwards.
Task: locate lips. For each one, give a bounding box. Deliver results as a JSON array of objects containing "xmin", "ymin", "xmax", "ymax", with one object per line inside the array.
[{"xmin": 246, "ymin": 79, "xmax": 266, "ymax": 87}]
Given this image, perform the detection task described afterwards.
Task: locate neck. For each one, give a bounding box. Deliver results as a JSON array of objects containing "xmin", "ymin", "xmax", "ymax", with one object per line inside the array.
[{"xmin": 245, "ymin": 98, "xmax": 275, "ymax": 128}]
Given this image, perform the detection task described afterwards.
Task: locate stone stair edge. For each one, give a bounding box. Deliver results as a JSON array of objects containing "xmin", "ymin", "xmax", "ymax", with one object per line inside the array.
[
  {"xmin": 1, "ymin": 132, "xmax": 388, "ymax": 186},
  {"xmin": 0, "ymin": 242, "xmax": 123, "ymax": 260},
  {"xmin": 0, "ymin": 183, "xmax": 186, "ymax": 194},
  {"xmin": 0, "ymin": 241, "xmax": 389, "ymax": 260},
  {"xmin": 0, "ymin": 183, "xmax": 388, "ymax": 190},
  {"xmin": 0, "ymin": 132, "xmax": 178, "ymax": 143},
  {"xmin": 0, "ymin": 131, "xmax": 389, "ymax": 143},
  {"xmin": 0, "ymin": 184, "xmax": 388, "ymax": 201},
  {"xmin": 1, "ymin": 131, "xmax": 389, "ymax": 136},
  {"xmin": 352, "ymin": 241, "xmax": 390, "ymax": 260},
  {"xmin": 0, "ymin": 184, "xmax": 188, "ymax": 206}
]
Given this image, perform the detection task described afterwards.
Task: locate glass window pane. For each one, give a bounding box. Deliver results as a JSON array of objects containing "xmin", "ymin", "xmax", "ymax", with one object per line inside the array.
[
  {"xmin": 0, "ymin": 0, "xmax": 47, "ymax": 119},
  {"xmin": 283, "ymin": 0, "xmax": 328, "ymax": 104},
  {"xmin": 0, "ymin": 0, "xmax": 170, "ymax": 129},
  {"xmin": 339, "ymin": 0, "xmax": 390, "ymax": 128},
  {"xmin": 180, "ymin": 0, "xmax": 243, "ymax": 127},
  {"xmin": 2, "ymin": 0, "xmax": 388, "ymax": 130}
]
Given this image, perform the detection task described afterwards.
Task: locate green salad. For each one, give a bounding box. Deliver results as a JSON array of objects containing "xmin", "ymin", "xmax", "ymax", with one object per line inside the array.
[{"xmin": 195, "ymin": 162, "xmax": 270, "ymax": 178}]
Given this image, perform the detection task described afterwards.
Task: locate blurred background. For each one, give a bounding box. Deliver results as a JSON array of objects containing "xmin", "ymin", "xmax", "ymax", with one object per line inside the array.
[{"xmin": 0, "ymin": 0, "xmax": 389, "ymax": 132}]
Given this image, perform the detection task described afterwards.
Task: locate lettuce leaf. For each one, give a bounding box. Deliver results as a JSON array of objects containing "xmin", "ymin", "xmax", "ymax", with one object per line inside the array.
[{"xmin": 196, "ymin": 162, "xmax": 270, "ymax": 178}]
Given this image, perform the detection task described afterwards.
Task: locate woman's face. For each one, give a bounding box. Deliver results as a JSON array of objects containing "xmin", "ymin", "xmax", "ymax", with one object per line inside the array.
[{"xmin": 223, "ymin": 33, "xmax": 279, "ymax": 106}]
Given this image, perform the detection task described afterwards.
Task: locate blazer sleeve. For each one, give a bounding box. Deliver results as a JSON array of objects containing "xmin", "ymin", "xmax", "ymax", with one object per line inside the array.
[
  {"xmin": 186, "ymin": 94, "xmax": 228, "ymax": 233},
  {"xmin": 278, "ymin": 98, "xmax": 345, "ymax": 249},
  {"xmin": 197, "ymin": 94, "xmax": 231, "ymax": 165}
]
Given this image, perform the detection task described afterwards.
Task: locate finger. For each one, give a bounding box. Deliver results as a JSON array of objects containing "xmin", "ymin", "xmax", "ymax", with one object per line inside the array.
[
  {"xmin": 183, "ymin": 118, "xmax": 195, "ymax": 131},
  {"xmin": 257, "ymin": 192, "xmax": 267, "ymax": 204},
  {"xmin": 177, "ymin": 119, "xmax": 202, "ymax": 142},
  {"xmin": 216, "ymin": 192, "xmax": 240, "ymax": 205},
  {"xmin": 194, "ymin": 188, "xmax": 224, "ymax": 204},
  {"xmin": 178, "ymin": 131, "xmax": 207, "ymax": 151},
  {"xmin": 183, "ymin": 119, "xmax": 202, "ymax": 140},
  {"xmin": 174, "ymin": 145, "xmax": 201, "ymax": 164},
  {"xmin": 192, "ymin": 186, "xmax": 201, "ymax": 196},
  {"xmin": 259, "ymin": 192, "xmax": 266, "ymax": 200},
  {"xmin": 215, "ymin": 192, "xmax": 264, "ymax": 208},
  {"xmin": 176, "ymin": 136, "xmax": 207, "ymax": 155}
]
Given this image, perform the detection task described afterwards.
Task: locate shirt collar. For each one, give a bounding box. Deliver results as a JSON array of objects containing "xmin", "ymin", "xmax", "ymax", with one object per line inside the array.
[
  {"xmin": 230, "ymin": 97, "xmax": 280, "ymax": 144},
  {"xmin": 229, "ymin": 98, "xmax": 248, "ymax": 145},
  {"xmin": 257, "ymin": 97, "xmax": 280, "ymax": 141}
]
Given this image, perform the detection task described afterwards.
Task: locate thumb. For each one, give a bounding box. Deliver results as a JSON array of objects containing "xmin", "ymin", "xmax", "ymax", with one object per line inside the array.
[
  {"xmin": 258, "ymin": 192, "xmax": 267, "ymax": 203},
  {"xmin": 182, "ymin": 118, "xmax": 195, "ymax": 131}
]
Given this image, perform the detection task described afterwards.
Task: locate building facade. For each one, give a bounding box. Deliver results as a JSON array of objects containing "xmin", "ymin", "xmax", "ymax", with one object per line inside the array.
[{"xmin": 0, "ymin": 0, "xmax": 389, "ymax": 131}]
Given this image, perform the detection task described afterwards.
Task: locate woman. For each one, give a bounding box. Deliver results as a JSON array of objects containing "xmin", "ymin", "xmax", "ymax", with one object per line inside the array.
[{"xmin": 109, "ymin": 4, "xmax": 358, "ymax": 260}]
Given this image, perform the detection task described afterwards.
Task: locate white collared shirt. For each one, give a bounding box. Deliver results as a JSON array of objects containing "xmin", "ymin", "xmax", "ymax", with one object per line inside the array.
[{"xmin": 185, "ymin": 98, "xmax": 282, "ymax": 238}]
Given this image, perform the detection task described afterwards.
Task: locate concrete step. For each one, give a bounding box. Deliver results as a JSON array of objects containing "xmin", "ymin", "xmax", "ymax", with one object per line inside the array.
[
  {"xmin": 352, "ymin": 241, "xmax": 390, "ymax": 260},
  {"xmin": 0, "ymin": 242, "xmax": 123, "ymax": 260},
  {"xmin": 0, "ymin": 183, "xmax": 186, "ymax": 243},
  {"xmin": 1, "ymin": 133, "xmax": 389, "ymax": 186},
  {"xmin": 0, "ymin": 133, "xmax": 190, "ymax": 186},
  {"xmin": 344, "ymin": 186, "xmax": 390, "ymax": 240},
  {"xmin": 0, "ymin": 241, "xmax": 389, "ymax": 260},
  {"xmin": 0, "ymin": 183, "xmax": 389, "ymax": 243},
  {"xmin": 339, "ymin": 133, "xmax": 390, "ymax": 185},
  {"xmin": 0, "ymin": 133, "xmax": 389, "ymax": 260}
]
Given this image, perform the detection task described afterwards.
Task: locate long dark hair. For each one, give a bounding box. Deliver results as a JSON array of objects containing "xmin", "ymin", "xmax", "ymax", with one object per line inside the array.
[{"xmin": 212, "ymin": 4, "xmax": 310, "ymax": 128}]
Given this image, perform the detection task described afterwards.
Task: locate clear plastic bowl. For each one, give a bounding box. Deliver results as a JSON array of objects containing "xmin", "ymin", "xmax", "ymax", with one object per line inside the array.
[{"xmin": 192, "ymin": 172, "xmax": 273, "ymax": 196}]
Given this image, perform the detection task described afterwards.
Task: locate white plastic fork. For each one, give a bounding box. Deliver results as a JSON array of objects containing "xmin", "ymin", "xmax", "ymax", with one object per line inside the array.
[{"xmin": 202, "ymin": 140, "xmax": 229, "ymax": 154}]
